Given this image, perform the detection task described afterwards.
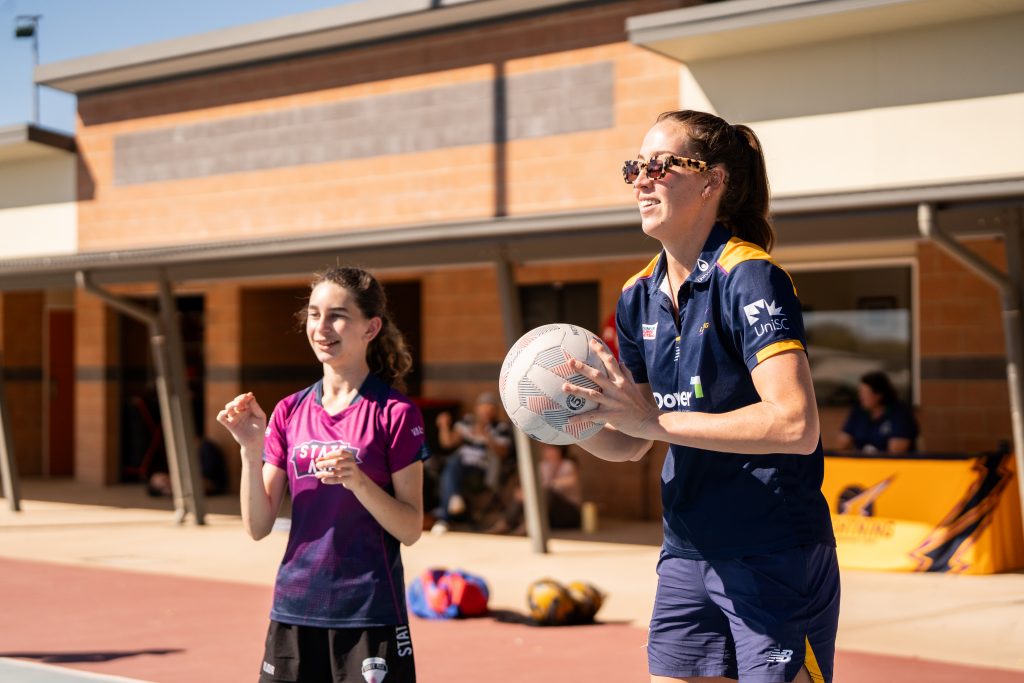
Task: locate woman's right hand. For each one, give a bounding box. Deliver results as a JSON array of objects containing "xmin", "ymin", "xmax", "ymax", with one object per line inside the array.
[
  {"xmin": 436, "ymin": 411, "xmax": 452, "ymax": 430},
  {"xmin": 216, "ymin": 392, "xmax": 267, "ymax": 452}
]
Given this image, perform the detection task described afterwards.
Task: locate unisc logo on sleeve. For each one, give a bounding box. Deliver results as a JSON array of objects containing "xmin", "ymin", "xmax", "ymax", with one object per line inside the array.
[
  {"xmin": 743, "ymin": 299, "xmax": 789, "ymax": 337},
  {"xmin": 642, "ymin": 322, "xmax": 658, "ymax": 340}
]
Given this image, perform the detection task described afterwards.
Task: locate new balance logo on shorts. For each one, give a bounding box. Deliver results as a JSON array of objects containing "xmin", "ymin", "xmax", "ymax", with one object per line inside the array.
[
  {"xmin": 262, "ymin": 661, "xmax": 275, "ymax": 675},
  {"xmin": 766, "ymin": 647, "xmax": 793, "ymax": 663}
]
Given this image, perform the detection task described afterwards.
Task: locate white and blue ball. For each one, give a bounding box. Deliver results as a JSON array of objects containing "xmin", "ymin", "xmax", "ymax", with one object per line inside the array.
[{"xmin": 498, "ymin": 323, "xmax": 607, "ymax": 445}]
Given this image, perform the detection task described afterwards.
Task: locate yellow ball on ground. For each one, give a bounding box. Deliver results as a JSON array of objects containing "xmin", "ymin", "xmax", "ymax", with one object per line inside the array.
[
  {"xmin": 566, "ymin": 581, "xmax": 604, "ymax": 622},
  {"xmin": 526, "ymin": 578, "xmax": 575, "ymax": 626}
]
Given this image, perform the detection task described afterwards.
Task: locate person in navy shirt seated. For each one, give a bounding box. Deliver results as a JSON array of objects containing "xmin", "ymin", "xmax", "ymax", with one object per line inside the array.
[{"xmin": 837, "ymin": 371, "xmax": 919, "ymax": 454}]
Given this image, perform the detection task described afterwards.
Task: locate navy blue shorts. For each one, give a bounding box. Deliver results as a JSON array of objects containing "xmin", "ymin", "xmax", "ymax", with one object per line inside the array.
[{"xmin": 647, "ymin": 543, "xmax": 840, "ymax": 682}]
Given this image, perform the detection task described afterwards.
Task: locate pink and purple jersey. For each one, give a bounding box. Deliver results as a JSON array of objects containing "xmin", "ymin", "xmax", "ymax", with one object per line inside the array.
[{"xmin": 263, "ymin": 374, "xmax": 429, "ymax": 628}]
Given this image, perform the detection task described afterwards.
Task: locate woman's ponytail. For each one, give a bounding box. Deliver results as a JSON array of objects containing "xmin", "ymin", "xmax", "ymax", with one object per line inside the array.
[{"xmin": 656, "ymin": 111, "xmax": 775, "ymax": 251}]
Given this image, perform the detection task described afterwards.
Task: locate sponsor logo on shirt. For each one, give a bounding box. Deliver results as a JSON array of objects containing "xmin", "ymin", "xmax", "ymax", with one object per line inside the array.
[
  {"xmin": 411, "ymin": 425, "xmax": 424, "ymax": 437},
  {"xmin": 361, "ymin": 657, "xmax": 388, "ymax": 683},
  {"xmin": 766, "ymin": 647, "xmax": 793, "ymax": 664},
  {"xmin": 694, "ymin": 258, "xmax": 717, "ymax": 283},
  {"xmin": 743, "ymin": 298, "xmax": 790, "ymax": 337},
  {"xmin": 653, "ymin": 390, "xmax": 693, "ymax": 409},
  {"xmin": 642, "ymin": 322, "xmax": 658, "ymax": 340},
  {"xmin": 291, "ymin": 440, "xmax": 362, "ymax": 478},
  {"xmin": 690, "ymin": 375, "xmax": 704, "ymax": 399}
]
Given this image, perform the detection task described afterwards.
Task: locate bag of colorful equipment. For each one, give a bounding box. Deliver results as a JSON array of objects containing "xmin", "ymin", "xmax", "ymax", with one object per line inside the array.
[{"xmin": 407, "ymin": 568, "xmax": 490, "ymax": 619}]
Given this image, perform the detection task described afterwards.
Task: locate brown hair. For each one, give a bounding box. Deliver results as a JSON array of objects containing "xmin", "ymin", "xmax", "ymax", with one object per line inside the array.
[
  {"xmin": 860, "ymin": 371, "xmax": 898, "ymax": 406},
  {"xmin": 656, "ymin": 110, "xmax": 774, "ymax": 251},
  {"xmin": 303, "ymin": 266, "xmax": 413, "ymax": 391}
]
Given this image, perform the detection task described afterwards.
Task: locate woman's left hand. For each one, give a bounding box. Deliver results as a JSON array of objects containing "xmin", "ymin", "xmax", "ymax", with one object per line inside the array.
[
  {"xmin": 314, "ymin": 449, "xmax": 367, "ymax": 491},
  {"xmin": 563, "ymin": 339, "xmax": 660, "ymax": 439}
]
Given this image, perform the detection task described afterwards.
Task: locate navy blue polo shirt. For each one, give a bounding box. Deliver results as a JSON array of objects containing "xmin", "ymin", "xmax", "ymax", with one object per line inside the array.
[
  {"xmin": 617, "ymin": 224, "xmax": 835, "ymax": 560},
  {"xmin": 842, "ymin": 404, "xmax": 919, "ymax": 453}
]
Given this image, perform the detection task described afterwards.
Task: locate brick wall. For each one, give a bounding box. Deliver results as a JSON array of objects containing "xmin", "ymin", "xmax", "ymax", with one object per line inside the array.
[
  {"xmin": 204, "ymin": 282, "xmax": 243, "ymax": 486},
  {"xmin": 418, "ymin": 254, "xmax": 663, "ymax": 518},
  {"xmin": 74, "ymin": 0, "xmax": 688, "ymax": 250},
  {"xmin": 66, "ymin": 0, "xmax": 709, "ymax": 511},
  {"xmin": 917, "ymin": 238, "xmax": 1013, "ymax": 453},
  {"xmin": 0, "ymin": 292, "xmax": 44, "ymax": 476},
  {"xmin": 74, "ymin": 290, "xmax": 121, "ymax": 484},
  {"xmin": 420, "ymin": 257, "xmax": 650, "ymax": 401}
]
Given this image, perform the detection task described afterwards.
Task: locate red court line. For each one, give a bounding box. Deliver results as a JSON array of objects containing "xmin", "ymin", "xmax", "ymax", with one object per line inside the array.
[{"xmin": 1, "ymin": 558, "xmax": 1022, "ymax": 683}]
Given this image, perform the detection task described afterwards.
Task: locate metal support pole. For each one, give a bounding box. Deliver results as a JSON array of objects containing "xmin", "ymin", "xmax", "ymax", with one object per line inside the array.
[
  {"xmin": 15, "ymin": 15, "xmax": 41, "ymax": 126},
  {"xmin": 30, "ymin": 26, "xmax": 39, "ymax": 126},
  {"xmin": 156, "ymin": 272, "xmax": 206, "ymax": 525},
  {"xmin": 0, "ymin": 360, "xmax": 21, "ymax": 511},
  {"xmin": 494, "ymin": 252, "xmax": 549, "ymax": 553},
  {"xmin": 75, "ymin": 271, "xmax": 205, "ymax": 524},
  {"xmin": 918, "ymin": 203, "xmax": 1024, "ymax": 541},
  {"xmin": 150, "ymin": 323, "xmax": 191, "ymax": 523}
]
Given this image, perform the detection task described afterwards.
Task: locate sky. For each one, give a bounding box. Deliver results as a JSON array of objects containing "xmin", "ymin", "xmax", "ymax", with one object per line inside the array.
[{"xmin": 0, "ymin": 0, "xmax": 363, "ymax": 133}]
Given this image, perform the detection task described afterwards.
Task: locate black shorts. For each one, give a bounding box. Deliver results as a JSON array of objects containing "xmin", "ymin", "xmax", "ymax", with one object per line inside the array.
[{"xmin": 259, "ymin": 620, "xmax": 416, "ymax": 683}]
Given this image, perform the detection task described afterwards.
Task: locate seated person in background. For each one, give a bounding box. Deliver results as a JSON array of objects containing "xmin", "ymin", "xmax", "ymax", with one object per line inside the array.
[
  {"xmin": 487, "ymin": 443, "xmax": 582, "ymax": 534},
  {"xmin": 837, "ymin": 371, "xmax": 919, "ymax": 454},
  {"xmin": 431, "ymin": 392, "xmax": 511, "ymax": 534},
  {"xmin": 147, "ymin": 435, "xmax": 228, "ymax": 497}
]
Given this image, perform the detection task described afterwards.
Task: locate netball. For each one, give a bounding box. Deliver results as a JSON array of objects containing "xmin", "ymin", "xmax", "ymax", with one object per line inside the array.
[
  {"xmin": 498, "ymin": 323, "xmax": 607, "ymax": 445},
  {"xmin": 526, "ymin": 578, "xmax": 577, "ymax": 626}
]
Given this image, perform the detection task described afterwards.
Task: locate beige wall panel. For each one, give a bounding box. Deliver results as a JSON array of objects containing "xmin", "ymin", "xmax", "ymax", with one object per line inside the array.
[
  {"xmin": 679, "ymin": 13, "xmax": 1024, "ymax": 196},
  {"xmin": 0, "ymin": 155, "xmax": 77, "ymax": 258}
]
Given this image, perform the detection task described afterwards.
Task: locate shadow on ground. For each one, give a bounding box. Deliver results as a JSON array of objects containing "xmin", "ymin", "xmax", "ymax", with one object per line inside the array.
[{"xmin": 0, "ymin": 648, "xmax": 182, "ymax": 663}]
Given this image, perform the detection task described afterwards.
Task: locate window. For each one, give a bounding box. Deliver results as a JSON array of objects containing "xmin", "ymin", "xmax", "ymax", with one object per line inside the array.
[
  {"xmin": 519, "ymin": 282, "xmax": 599, "ymax": 333},
  {"xmin": 794, "ymin": 266, "xmax": 913, "ymax": 406}
]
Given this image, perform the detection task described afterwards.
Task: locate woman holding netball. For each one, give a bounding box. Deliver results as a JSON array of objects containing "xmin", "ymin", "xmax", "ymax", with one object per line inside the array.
[
  {"xmin": 218, "ymin": 266, "xmax": 427, "ymax": 683},
  {"xmin": 565, "ymin": 110, "xmax": 839, "ymax": 683}
]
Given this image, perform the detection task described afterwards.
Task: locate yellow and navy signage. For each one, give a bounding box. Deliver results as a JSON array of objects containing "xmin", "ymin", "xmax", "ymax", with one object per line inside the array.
[{"xmin": 823, "ymin": 451, "xmax": 1024, "ymax": 574}]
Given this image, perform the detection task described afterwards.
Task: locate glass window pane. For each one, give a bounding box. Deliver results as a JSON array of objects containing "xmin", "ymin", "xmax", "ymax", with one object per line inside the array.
[{"xmin": 795, "ymin": 267, "xmax": 912, "ymax": 406}]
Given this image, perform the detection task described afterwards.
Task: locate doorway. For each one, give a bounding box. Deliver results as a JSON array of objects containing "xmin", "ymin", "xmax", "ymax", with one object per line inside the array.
[
  {"xmin": 118, "ymin": 295, "xmax": 205, "ymax": 483},
  {"xmin": 46, "ymin": 309, "xmax": 74, "ymax": 477}
]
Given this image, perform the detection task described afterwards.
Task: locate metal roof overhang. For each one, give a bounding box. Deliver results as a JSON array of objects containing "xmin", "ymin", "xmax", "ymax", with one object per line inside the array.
[
  {"xmin": 626, "ymin": 0, "xmax": 1024, "ymax": 62},
  {"xmin": 0, "ymin": 207, "xmax": 646, "ymax": 291},
  {"xmin": 0, "ymin": 124, "xmax": 76, "ymax": 162},
  {"xmin": 36, "ymin": 0, "xmax": 589, "ymax": 94},
  {"xmin": 1, "ymin": 177, "xmax": 1021, "ymax": 292}
]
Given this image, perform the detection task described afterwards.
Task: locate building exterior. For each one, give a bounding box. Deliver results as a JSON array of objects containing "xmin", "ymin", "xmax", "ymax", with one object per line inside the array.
[
  {"xmin": 0, "ymin": 124, "xmax": 76, "ymax": 482},
  {"xmin": 1, "ymin": 0, "xmax": 1022, "ymax": 522}
]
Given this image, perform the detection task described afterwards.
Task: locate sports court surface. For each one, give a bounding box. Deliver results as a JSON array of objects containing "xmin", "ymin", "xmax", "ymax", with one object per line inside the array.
[{"xmin": 2, "ymin": 482, "xmax": 1023, "ymax": 682}]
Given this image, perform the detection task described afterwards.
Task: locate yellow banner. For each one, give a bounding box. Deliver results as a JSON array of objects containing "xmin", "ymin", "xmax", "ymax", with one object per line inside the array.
[{"xmin": 823, "ymin": 451, "xmax": 1024, "ymax": 574}]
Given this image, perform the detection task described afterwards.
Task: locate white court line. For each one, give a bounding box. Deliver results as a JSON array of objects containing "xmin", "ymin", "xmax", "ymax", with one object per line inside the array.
[{"xmin": 0, "ymin": 658, "xmax": 153, "ymax": 683}]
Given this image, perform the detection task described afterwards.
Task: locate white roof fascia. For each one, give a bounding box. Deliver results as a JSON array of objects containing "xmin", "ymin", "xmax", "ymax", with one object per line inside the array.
[
  {"xmin": 626, "ymin": 0, "xmax": 1024, "ymax": 62},
  {"xmin": 37, "ymin": 0, "xmax": 586, "ymax": 94}
]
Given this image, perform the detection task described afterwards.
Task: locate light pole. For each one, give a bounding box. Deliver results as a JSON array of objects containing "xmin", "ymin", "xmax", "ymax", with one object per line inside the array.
[{"xmin": 15, "ymin": 15, "xmax": 42, "ymax": 126}]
